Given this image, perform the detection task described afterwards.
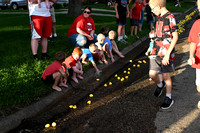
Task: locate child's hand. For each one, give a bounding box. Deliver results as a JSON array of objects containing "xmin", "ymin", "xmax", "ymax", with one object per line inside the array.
[
  {"xmin": 188, "ymin": 57, "xmax": 195, "ymax": 65},
  {"xmin": 162, "ymin": 55, "xmax": 170, "ymax": 66}
]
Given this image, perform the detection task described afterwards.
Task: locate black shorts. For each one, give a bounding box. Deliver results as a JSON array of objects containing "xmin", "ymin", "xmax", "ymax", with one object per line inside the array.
[
  {"xmin": 68, "ymin": 68, "xmax": 73, "ymax": 78},
  {"xmin": 130, "ymin": 18, "xmax": 139, "ymax": 26},
  {"xmin": 41, "ymin": 74, "xmax": 54, "ymax": 84},
  {"xmin": 117, "ymin": 16, "xmax": 127, "ymax": 25}
]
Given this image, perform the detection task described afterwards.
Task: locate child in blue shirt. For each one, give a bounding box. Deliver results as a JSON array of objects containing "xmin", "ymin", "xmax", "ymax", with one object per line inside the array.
[{"xmin": 81, "ymin": 43, "xmax": 101, "ymax": 74}]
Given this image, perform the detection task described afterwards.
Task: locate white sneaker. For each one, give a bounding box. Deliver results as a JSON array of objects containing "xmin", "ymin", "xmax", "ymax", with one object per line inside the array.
[
  {"xmin": 49, "ymin": 34, "xmax": 52, "ymax": 38},
  {"xmin": 123, "ymin": 35, "xmax": 128, "ymax": 39},
  {"xmin": 54, "ymin": 33, "xmax": 57, "ymax": 38}
]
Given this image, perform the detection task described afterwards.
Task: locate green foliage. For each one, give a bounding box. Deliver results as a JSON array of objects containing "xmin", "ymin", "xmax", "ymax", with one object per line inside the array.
[{"xmin": 53, "ymin": 3, "xmax": 63, "ymax": 9}]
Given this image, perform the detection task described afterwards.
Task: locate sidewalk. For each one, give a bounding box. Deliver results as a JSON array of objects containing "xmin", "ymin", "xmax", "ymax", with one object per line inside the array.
[{"xmin": 0, "ymin": 6, "xmax": 198, "ymax": 133}]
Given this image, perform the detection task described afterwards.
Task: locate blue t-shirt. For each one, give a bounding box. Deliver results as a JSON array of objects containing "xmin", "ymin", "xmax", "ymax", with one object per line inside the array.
[
  {"xmin": 102, "ymin": 37, "xmax": 112, "ymax": 50},
  {"xmin": 82, "ymin": 48, "xmax": 94, "ymax": 61},
  {"xmin": 149, "ymin": 42, "xmax": 153, "ymax": 53}
]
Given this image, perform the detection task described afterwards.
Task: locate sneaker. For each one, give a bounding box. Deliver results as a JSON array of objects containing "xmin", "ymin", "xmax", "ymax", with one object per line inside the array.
[
  {"xmin": 118, "ymin": 39, "xmax": 128, "ymax": 44},
  {"xmin": 154, "ymin": 80, "xmax": 165, "ymax": 97},
  {"xmin": 41, "ymin": 54, "xmax": 51, "ymax": 60},
  {"xmin": 49, "ymin": 34, "xmax": 52, "ymax": 38},
  {"xmin": 123, "ymin": 35, "xmax": 128, "ymax": 39},
  {"xmin": 161, "ymin": 96, "xmax": 174, "ymax": 109},
  {"xmin": 33, "ymin": 55, "xmax": 39, "ymax": 60},
  {"xmin": 54, "ymin": 33, "xmax": 57, "ymax": 38}
]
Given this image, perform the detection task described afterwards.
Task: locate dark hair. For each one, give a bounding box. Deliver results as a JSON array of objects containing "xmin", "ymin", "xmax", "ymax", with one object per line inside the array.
[
  {"xmin": 56, "ymin": 51, "xmax": 66, "ymax": 62},
  {"xmin": 99, "ymin": 25, "xmax": 109, "ymax": 35},
  {"xmin": 84, "ymin": 6, "xmax": 92, "ymax": 12}
]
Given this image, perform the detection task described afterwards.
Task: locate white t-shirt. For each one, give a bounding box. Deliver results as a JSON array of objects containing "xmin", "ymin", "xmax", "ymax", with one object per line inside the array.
[{"xmin": 28, "ymin": 1, "xmax": 50, "ymax": 17}]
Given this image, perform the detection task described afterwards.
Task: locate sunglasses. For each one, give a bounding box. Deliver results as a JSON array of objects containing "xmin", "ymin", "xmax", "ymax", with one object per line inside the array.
[{"xmin": 84, "ymin": 11, "xmax": 91, "ymax": 14}]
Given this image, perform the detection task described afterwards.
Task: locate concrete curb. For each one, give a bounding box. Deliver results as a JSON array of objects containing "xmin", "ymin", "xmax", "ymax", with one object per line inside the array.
[{"xmin": 0, "ymin": 6, "xmax": 197, "ymax": 133}]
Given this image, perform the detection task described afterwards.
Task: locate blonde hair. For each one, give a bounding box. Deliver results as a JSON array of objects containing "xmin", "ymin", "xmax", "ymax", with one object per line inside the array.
[
  {"xmin": 97, "ymin": 33, "xmax": 105, "ymax": 41},
  {"xmin": 72, "ymin": 47, "xmax": 82, "ymax": 56},
  {"xmin": 149, "ymin": 0, "xmax": 166, "ymax": 8},
  {"xmin": 89, "ymin": 43, "xmax": 97, "ymax": 49},
  {"xmin": 108, "ymin": 30, "xmax": 116, "ymax": 38}
]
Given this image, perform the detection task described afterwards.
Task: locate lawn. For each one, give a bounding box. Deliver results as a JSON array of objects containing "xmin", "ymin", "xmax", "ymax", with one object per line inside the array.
[{"xmin": 0, "ymin": 1, "xmax": 195, "ymax": 116}]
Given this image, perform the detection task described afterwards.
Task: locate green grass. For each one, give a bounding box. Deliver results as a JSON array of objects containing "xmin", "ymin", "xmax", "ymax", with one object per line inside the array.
[{"xmin": 0, "ymin": 1, "xmax": 194, "ymax": 115}]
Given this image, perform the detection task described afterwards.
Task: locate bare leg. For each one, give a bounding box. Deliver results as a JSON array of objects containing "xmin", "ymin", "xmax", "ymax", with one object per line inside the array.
[
  {"xmin": 52, "ymin": 72, "xmax": 62, "ymax": 91},
  {"xmin": 134, "ymin": 26, "xmax": 138, "ymax": 35},
  {"xmin": 111, "ymin": 40, "xmax": 124, "ymax": 58},
  {"xmin": 81, "ymin": 54, "xmax": 88, "ymax": 64},
  {"xmin": 130, "ymin": 26, "xmax": 134, "ymax": 36},
  {"xmin": 31, "ymin": 38, "xmax": 40, "ymax": 55},
  {"xmin": 163, "ymin": 73, "xmax": 172, "ymax": 94},
  {"xmin": 149, "ymin": 70, "xmax": 160, "ymax": 84},
  {"xmin": 40, "ymin": 37, "xmax": 48, "ymax": 53},
  {"xmin": 117, "ymin": 25, "xmax": 123, "ymax": 40}
]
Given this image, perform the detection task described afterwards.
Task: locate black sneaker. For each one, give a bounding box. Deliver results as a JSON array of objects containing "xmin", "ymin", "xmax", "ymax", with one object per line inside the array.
[
  {"xmin": 161, "ymin": 96, "xmax": 174, "ymax": 109},
  {"xmin": 33, "ymin": 55, "xmax": 39, "ymax": 60},
  {"xmin": 154, "ymin": 80, "xmax": 165, "ymax": 97},
  {"xmin": 41, "ymin": 54, "xmax": 51, "ymax": 60}
]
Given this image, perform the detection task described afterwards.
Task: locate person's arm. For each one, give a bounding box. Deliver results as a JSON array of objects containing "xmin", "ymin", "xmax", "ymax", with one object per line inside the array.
[
  {"xmin": 126, "ymin": 3, "xmax": 129, "ymax": 18},
  {"xmin": 197, "ymin": 0, "xmax": 200, "ymax": 12},
  {"xmin": 72, "ymin": 62, "xmax": 83, "ymax": 75},
  {"xmin": 115, "ymin": 2, "xmax": 119, "ymax": 19},
  {"xmin": 188, "ymin": 42, "xmax": 197, "ymax": 65},
  {"xmin": 145, "ymin": 47, "xmax": 150, "ymax": 55},
  {"xmin": 76, "ymin": 28, "xmax": 93, "ymax": 40},
  {"xmin": 91, "ymin": 60, "xmax": 99, "ymax": 72},
  {"xmin": 90, "ymin": 30, "xmax": 95, "ymax": 38},
  {"xmin": 162, "ymin": 31, "xmax": 178, "ymax": 65},
  {"xmin": 59, "ymin": 68, "xmax": 67, "ymax": 79}
]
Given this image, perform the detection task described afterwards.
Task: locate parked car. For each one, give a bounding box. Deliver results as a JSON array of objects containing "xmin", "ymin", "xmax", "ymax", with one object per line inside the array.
[
  {"xmin": 56, "ymin": 0, "xmax": 68, "ymax": 6},
  {"xmin": 8, "ymin": 0, "xmax": 27, "ymax": 10},
  {"xmin": 0, "ymin": 0, "xmax": 9, "ymax": 9}
]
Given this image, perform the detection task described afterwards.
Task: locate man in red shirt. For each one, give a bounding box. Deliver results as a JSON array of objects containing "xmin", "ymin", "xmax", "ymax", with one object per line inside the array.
[
  {"xmin": 188, "ymin": 2, "xmax": 200, "ymax": 108},
  {"xmin": 67, "ymin": 7, "xmax": 97, "ymax": 48}
]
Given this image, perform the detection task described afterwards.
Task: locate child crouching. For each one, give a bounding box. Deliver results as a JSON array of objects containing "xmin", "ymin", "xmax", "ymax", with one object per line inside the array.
[
  {"xmin": 63, "ymin": 47, "xmax": 83, "ymax": 84},
  {"xmin": 41, "ymin": 51, "xmax": 68, "ymax": 92}
]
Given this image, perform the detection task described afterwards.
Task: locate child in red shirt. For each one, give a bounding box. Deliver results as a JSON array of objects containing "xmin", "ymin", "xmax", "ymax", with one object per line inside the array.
[
  {"xmin": 41, "ymin": 51, "xmax": 68, "ymax": 92},
  {"xmin": 63, "ymin": 47, "xmax": 83, "ymax": 84},
  {"xmin": 130, "ymin": 0, "xmax": 143, "ymax": 37}
]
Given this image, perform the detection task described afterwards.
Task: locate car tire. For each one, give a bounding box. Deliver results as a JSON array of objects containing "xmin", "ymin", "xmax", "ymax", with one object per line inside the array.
[{"xmin": 11, "ymin": 3, "xmax": 18, "ymax": 10}]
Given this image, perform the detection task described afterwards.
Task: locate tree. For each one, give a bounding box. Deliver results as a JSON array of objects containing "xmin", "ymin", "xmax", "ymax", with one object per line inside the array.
[{"xmin": 68, "ymin": 0, "xmax": 82, "ymax": 17}]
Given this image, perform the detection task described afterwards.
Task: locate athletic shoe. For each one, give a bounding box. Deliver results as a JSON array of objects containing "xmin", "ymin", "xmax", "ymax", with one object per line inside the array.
[
  {"xmin": 54, "ymin": 33, "xmax": 57, "ymax": 38},
  {"xmin": 118, "ymin": 39, "xmax": 128, "ymax": 44},
  {"xmin": 161, "ymin": 96, "xmax": 174, "ymax": 109},
  {"xmin": 154, "ymin": 80, "xmax": 165, "ymax": 97},
  {"xmin": 41, "ymin": 54, "xmax": 51, "ymax": 60},
  {"xmin": 49, "ymin": 34, "xmax": 52, "ymax": 38},
  {"xmin": 123, "ymin": 35, "xmax": 128, "ymax": 39}
]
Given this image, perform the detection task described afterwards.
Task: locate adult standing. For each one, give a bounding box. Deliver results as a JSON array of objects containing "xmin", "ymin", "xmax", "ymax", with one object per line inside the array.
[
  {"xmin": 28, "ymin": 0, "xmax": 54, "ymax": 60},
  {"xmin": 67, "ymin": 7, "xmax": 97, "ymax": 48},
  {"xmin": 115, "ymin": 0, "xmax": 129, "ymax": 43}
]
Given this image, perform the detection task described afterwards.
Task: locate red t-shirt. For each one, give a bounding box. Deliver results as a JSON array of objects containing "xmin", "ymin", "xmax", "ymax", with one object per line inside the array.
[
  {"xmin": 131, "ymin": 2, "xmax": 143, "ymax": 19},
  {"xmin": 63, "ymin": 55, "xmax": 77, "ymax": 69},
  {"xmin": 67, "ymin": 14, "xmax": 95, "ymax": 38},
  {"xmin": 41, "ymin": 61, "xmax": 62, "ymax": 80},
  {"xmin": 188, "ymin": 19, "xmax": 200, "ymax": 69}
]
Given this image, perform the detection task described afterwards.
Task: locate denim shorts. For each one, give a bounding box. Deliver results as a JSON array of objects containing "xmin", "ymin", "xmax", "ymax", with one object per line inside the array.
[{"xmin": 68, "ymin": 33, "xmax": 97, "ymax": 48}]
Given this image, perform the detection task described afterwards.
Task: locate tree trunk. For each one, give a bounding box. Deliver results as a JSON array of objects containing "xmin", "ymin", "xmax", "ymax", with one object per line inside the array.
[{"xmin": 68, "ymin": 0, "xmax": 82, "ymax": 17}]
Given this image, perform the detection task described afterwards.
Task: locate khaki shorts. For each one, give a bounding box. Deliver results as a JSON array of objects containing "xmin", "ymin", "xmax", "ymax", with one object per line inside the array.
[
  {"xmin": 196, "ymin": 69, "xmax": 200, "ymax": 86},
  {"xmin": 50, "ymin": 7, "xmax": 56, "ymax": 23},
  {"xmin": 150, "ymin": 56, "xmax": 175, "ymax": 73}
]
